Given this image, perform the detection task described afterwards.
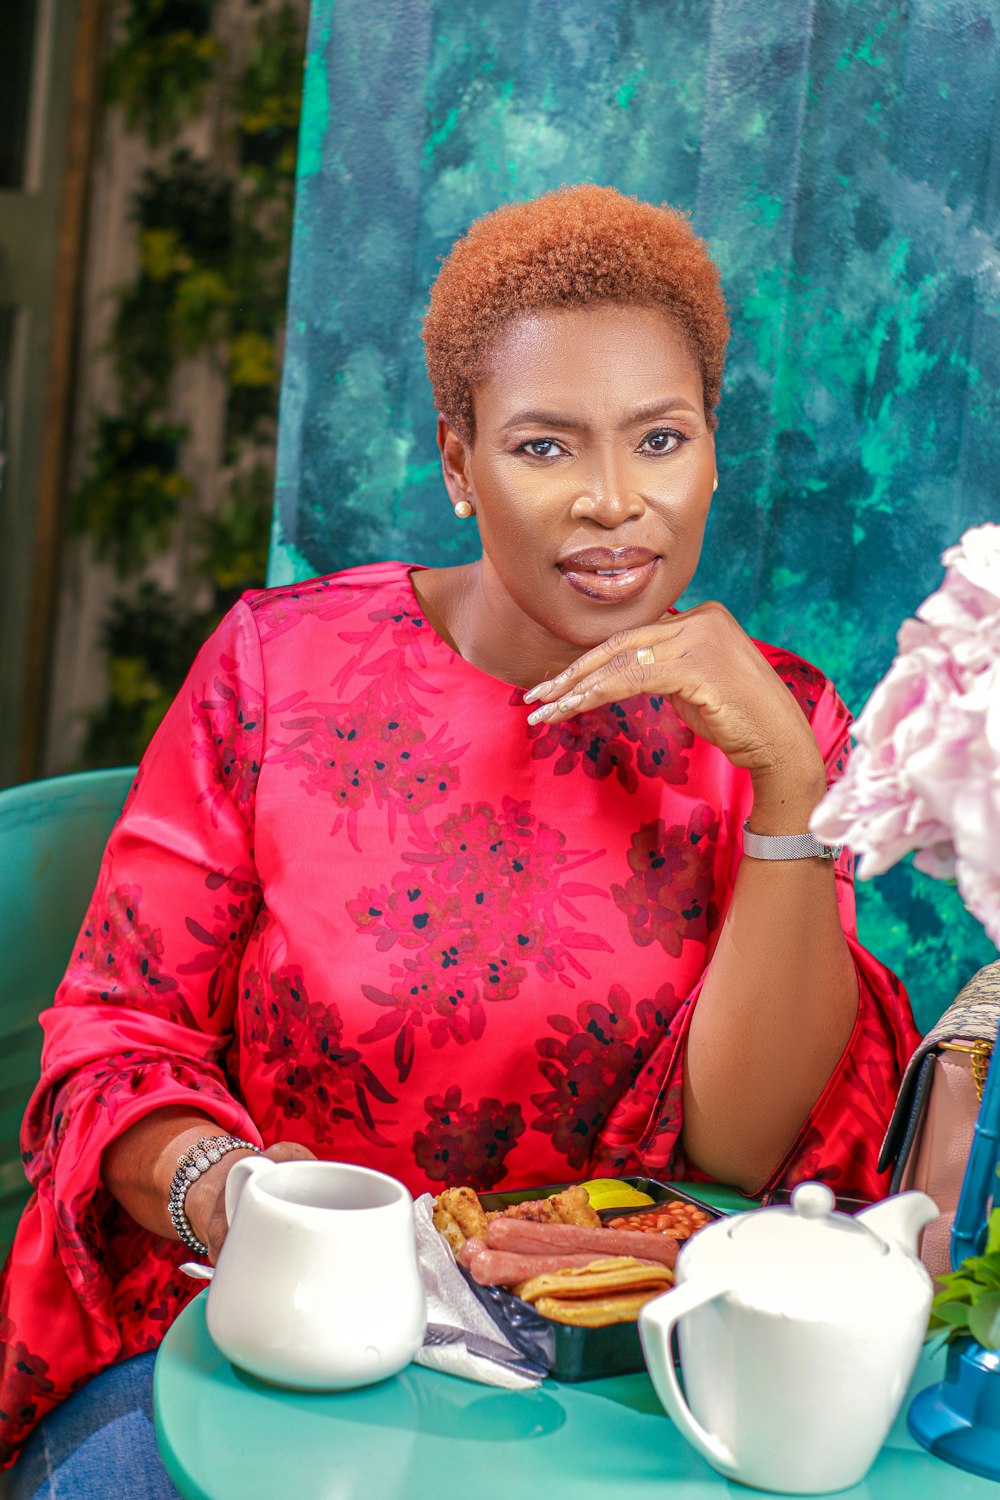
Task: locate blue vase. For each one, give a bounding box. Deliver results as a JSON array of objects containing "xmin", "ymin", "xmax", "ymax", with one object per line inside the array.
[{"xmin": 908, "ymin": 1336, "xmax": 1000, "ymax": 1479}]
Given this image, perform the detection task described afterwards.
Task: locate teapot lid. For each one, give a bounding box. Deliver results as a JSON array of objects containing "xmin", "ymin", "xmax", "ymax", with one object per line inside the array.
[{"xmin": 719, "ymin": 1183, "xmax": 886, "ymax": 1267}]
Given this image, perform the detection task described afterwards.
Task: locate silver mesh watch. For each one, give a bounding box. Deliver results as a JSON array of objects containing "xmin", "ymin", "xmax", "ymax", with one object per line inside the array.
[{"xmin": 742, "ymin": 819, "xmax": 843, "ymax": 862}]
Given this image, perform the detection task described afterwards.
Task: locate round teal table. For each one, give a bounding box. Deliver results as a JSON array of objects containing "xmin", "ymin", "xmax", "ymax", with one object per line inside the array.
[{"xmin": 154, "ymin": 1298, "xmax": 996, "ymax": 1500}]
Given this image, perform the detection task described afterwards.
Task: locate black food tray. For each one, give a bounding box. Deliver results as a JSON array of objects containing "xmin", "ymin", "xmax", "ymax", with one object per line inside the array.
[{"xmin": 462, "ymin": 1176, "xmax": 720, "ymax": 1382}]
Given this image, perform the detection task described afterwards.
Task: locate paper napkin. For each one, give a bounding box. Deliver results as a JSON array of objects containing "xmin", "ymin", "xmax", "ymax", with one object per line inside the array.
[{"xmin": 412, "ymin": 1192, "xmax": 543, "ymax": 1390}]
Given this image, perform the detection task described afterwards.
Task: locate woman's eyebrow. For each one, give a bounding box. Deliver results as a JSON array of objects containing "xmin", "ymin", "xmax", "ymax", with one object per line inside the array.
[
  {"xmin": 499, "ymin": 408, "xmax": 583, "ymax": 431},
  {"xmin": 499, "ymin": 397, "xmax": 701, "ymax": 433},
  {"xmin": 623, "ymin": 397, "xmax": 702, "ymax": 424}
]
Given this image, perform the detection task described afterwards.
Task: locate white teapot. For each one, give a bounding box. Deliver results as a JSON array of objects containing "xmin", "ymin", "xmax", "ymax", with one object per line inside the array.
[{"xmin": 639, "ymin": 1182, "xmax": 938, "ymax": 1494}]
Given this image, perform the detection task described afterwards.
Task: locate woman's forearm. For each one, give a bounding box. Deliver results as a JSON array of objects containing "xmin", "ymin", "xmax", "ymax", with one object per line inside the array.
[
  {"xmin": 681, "ymin": 760, "xmax": 859, "ymax": 1192},
  {"xmin": 102, "ymin": 1107, "xmax": 257, "ymax": 1250},
  {"xmin": 103, "ymin": 1108, "xmax": 313, "ymax": 1261}
]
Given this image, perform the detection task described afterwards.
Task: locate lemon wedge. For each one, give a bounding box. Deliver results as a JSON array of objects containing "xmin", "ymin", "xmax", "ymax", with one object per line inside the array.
[{"xmin": 580, "ymin": 1178, "xmax": 655, "ymax": 1211}]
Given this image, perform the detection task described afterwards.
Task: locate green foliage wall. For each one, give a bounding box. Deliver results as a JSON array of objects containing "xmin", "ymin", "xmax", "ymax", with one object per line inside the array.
[
  {"xmin": 273, "ymin": 0, "xmax": 999, "ymax": 1031},
  {"xmin": 73, "ymin": 0, "xmax": 304, "ymax": 765}
]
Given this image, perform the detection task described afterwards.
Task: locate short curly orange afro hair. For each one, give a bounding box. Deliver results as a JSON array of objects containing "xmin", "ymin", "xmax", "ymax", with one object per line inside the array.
[{"xmin": 422, "ymin": 183, "xmax": 730, "ymax": 439}]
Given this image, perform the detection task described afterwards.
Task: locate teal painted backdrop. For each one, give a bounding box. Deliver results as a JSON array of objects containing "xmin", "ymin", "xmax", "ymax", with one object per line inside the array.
[{"xmin": 272, "ymin": 0, "xmax": 999, "ymax": 1032}]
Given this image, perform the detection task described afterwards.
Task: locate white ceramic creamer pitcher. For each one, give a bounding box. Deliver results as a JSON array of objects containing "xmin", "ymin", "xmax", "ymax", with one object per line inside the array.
[
  {"xmin": 204, "ymin": 1158, "xmax": 426, "ymax": 1390},
  {"xmin": 639, "ymin": 1182, "xmax": 938, "ymax": 1494}
]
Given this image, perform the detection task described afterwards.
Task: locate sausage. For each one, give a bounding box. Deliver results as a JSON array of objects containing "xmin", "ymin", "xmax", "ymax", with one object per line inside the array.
[
  {"xmin": 486, "ymin": 1215, "xmax": 679, "ymax": 1269},
  {"xmin": 466, "ymin": 1247, "xmax": 613, "ymax": 1286},
  {"xmin": 457, "ymin": 1236, "xmax": 487, "ymax": 1270}
]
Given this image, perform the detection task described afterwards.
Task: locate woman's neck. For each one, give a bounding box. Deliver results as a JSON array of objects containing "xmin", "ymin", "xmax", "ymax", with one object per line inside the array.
[{"xmin": 410, "ymin": 562, "xmax": 581, "ymax": 690}]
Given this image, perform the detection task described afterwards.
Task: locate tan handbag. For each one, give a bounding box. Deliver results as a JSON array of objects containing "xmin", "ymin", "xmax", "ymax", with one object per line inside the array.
[{"xmin": 879, "ymin": 960, "xmax": 1000, "ymax": 1280}]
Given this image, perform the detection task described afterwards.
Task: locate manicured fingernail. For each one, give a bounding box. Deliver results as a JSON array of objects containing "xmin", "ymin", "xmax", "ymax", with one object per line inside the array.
[
  {"xmin": 557, "ymin": 694, "xmax": 582, "ymax": 714},
  {"xmin": 527, "ymin": 703, "xmax": 556, "ymax": 725},
  {"xmin": 522, "ymin": 683, "xmax": 547, "ymax": 704}
]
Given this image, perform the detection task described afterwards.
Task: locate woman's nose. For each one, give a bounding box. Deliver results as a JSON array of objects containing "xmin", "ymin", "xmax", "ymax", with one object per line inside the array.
[{"xmin": 570, "ymin": 477, "xmax": 644, "ymax": 525}]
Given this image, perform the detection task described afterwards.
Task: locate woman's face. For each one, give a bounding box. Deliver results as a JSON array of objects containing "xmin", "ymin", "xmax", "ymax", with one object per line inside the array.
[{"xmin": 441, "ymin": 304, "xmax": 717, "ymax": 665}]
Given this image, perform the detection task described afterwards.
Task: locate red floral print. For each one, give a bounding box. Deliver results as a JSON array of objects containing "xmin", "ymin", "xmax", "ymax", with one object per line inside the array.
[
  {"xmin": 349, "ymin": 796, "xmax": 613, "ymax": 1075},
  {"xmin": 237, "ymin": 964, "xmax": 397, "ymax": 1148},
  {"xmin": 273, "ymin": 704, "xmax": 464, "ymax": 845},
  {"xmin": 177, "ymin": 869, "xmax": 260, "ymax": 1019},
  {"xmin": 612, "ymin": 804, "xmax": 721, "ymax": 955},
  {"xmin": 190, "ymin": 654, "xmax": 264, "ymax": 823},
  {"xmin": 413, "ymin": 1087, "xmax": 525, "ymax": 1189},
  {"xmin": 767, "ymin": 648, "xmax": 827, "ymax": 717},
  {"xmin": 526, "ymin": 691, "xmax": 694, "ymax": 791},
  {"xmin": 532, "ymin": 982, "xmax": 676, "ymax": 1169},
  {"xmin": 0, "ymin": 1320, "xmax": 55, "ymax": 1459},
  {"xmin": 73, "ymin": 882, "xmax": 188, "ymax": 1022}
]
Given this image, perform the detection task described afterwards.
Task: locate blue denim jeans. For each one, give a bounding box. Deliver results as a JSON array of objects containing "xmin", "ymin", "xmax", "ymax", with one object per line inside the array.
[{"xmin": 9, "ymin": 1353, "xmax": 181, "ymax": 1500}]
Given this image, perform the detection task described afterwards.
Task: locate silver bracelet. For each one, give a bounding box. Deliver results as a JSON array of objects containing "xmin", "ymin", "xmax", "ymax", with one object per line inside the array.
[
  {"xmin": 168, "ymin": 1134, "xmax": 261, "ymax": 1257},
  {"xmin": 742, "ymin": 819, "xmax": 843, "ymax": 862}
]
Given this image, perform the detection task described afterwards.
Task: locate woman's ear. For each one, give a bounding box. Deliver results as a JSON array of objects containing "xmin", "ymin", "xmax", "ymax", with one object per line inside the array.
[{"xmin": 437, "ymin": 414, "xmax": 475, "ymax": 514}]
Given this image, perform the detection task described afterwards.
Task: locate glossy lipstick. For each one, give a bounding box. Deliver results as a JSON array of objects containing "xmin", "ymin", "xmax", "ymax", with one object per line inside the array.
[{"xmin": 557, "ymin": 546, "xmax": 659, "ymax": 604}]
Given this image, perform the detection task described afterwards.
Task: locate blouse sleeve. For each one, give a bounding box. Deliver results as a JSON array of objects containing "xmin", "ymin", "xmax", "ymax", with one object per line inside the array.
[
  {"xmin": 0, "ymin": 599, "xmax": 267, "ymax": 1467},
  {"xmin": 592, "ymin": 675, "xmax": 922, "ymax": 1201}
]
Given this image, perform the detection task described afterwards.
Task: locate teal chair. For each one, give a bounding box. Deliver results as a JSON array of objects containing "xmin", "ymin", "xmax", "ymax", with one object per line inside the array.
[{"xmin": 0, "ymin": 766, "xmax": 136, "ymax": 1258}]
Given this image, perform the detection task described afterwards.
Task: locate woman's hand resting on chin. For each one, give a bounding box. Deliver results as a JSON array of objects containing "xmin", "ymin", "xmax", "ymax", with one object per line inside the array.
[{"xmin": 524, "ymin": 600, "xmax": 826, "ymax": 792}]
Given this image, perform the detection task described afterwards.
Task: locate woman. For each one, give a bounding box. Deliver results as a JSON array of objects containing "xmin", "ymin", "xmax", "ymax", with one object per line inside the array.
[{"xmin": 1, "ymin": 185, "xmax": 919, "ymax": 1491}]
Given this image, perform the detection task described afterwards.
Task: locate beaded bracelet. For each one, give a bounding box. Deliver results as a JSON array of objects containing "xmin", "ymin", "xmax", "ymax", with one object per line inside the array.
[{"xmin": 167, "ymin": 1135, "xmax": 261, "ymax": 1257}]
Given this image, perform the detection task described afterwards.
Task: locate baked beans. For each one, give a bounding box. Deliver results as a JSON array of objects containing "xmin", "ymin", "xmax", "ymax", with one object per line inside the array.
[{"xmin": 605, "ymin": 1201, "xmax": 712, "ymax": 1240}]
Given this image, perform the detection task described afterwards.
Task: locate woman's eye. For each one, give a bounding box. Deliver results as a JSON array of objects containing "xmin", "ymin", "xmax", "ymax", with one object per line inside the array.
[
  {"xmin": 640, "ymin": 428, "xmax": 684, "ymax": 454},
  {"xmin": 520, "ymin": 438, "xmax": 563, "ymax": 458}
]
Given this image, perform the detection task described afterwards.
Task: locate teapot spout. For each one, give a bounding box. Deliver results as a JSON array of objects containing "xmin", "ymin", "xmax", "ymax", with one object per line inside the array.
[{"xmin": 856, "ymin": 1191, "xmax": 938, "ymax": 1255}]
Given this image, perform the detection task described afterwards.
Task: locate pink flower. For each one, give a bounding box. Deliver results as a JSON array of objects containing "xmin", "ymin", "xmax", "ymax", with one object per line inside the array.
[
  {"xmin": 811, "ymin": 525, "xmax": 1000, "ymax": 946},
  {"xmin": 925, "ymin": 524, "xmax": 1000, "ymax": 681}
]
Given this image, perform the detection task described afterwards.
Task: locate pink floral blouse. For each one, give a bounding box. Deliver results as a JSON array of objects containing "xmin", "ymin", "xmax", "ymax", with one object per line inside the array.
[{"xmin": 0, "ymin": 561, "xmax": 919, "ymax": 1466}]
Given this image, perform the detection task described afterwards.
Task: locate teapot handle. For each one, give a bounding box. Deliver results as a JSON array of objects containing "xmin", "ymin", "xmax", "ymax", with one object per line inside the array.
[
  {"xmin": 638, "ymin": 1278, "xmax": 738, "ymax": 1478},
  {"xmin": 225, "ymin": 1154, "xmax": 273, "ymax": 1226}
]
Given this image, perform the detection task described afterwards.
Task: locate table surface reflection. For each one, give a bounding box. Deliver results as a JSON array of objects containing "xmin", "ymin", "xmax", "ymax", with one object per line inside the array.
[{"xmin": 154, "ymin": 1293, "xmax": 1000, "ymax": 1500}]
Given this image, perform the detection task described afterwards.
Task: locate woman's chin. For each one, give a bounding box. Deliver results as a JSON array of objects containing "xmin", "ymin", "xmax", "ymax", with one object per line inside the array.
[{"xmin": 549, "ymin": 579, "xmax": 680, "ymax": 637}]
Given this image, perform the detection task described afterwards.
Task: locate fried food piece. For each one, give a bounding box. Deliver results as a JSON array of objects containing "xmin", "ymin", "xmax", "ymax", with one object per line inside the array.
[
  {"xmin": 548, "ymin": 1184, "xmax": 601, "ymax": 1228},
  {"xmin": 513, "ymin": 1256, "xmax": 673, "ymax": 1303},
  {"xmin": 432, "ymin": 1203, "xmax": 466, "ymax": 1256},
  {"xmin": 435, "ymin": 1186, "xmax": 488, "ymax": 1242},
  {"xmin": 534, "ymin": 1288, "xmax": 663, "ymax": 1327},
  {"xmin": 495, "ymin": 1197, "xmax": 561, "ymax": 1224},
  {"xmin": 489, "ymin": 1184, "xmax": 600, "ymax": 1227},
  {"xmin": 433, "ymin": 1180, "xmax": 598, "ymax": 1255}
]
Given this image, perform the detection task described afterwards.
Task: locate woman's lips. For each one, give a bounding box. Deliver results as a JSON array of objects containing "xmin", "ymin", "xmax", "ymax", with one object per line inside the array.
[{"xmin": 557, "ymin": 548, "xmax": 660, "ymax": 603}]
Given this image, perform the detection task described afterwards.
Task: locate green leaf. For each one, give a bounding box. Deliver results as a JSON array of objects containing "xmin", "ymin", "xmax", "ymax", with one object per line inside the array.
[
  {"xmin": 229, "ymin": 331, "xmax": 276, "ymax": 388},
  {"xmin": 986, "ymin": 1208, "xmax": 1000, "ymax": 1257},
  {"xmin": 958, "ymin": 1256, "xmax": 1000, "ymax": 1291},
  {"xmin": 935, "ymin": 1277, "xmax": 979, "ymax": 1301},
  {"xmin": 969, "ymin": 1294, "xmax": 1000, "ymax": 1350},
  {"xmin": 930, "ymin": 1301, "xmax": 973, "ymax": 1328}
]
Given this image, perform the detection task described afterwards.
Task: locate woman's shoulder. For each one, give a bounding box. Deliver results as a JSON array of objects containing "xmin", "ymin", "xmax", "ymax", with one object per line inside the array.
[
  {"xmin": 241, "ymin": 559, "xmax": 416, "ymax": 614},
  {"xmin": 235, "ymin": 561, "xmax": 422, "ymax": 646},
  {"xmin": 751, "ymin": 636, "xmax": 840, "ymax": 724}
]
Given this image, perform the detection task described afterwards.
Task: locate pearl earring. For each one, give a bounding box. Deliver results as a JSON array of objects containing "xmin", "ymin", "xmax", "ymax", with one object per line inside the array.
[
  {"xmin": 713, "ymin": 477, "xmax": 719, "ymax": 492},
  {"xmin": 454, "ymin": 500, "xmax": 473, "ymax": 519}
]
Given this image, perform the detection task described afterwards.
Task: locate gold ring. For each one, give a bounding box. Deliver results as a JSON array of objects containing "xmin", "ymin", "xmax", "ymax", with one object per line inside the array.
[{"xmin": 636, "ymin": 646, "xmax": 655, "ymax": 668}]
